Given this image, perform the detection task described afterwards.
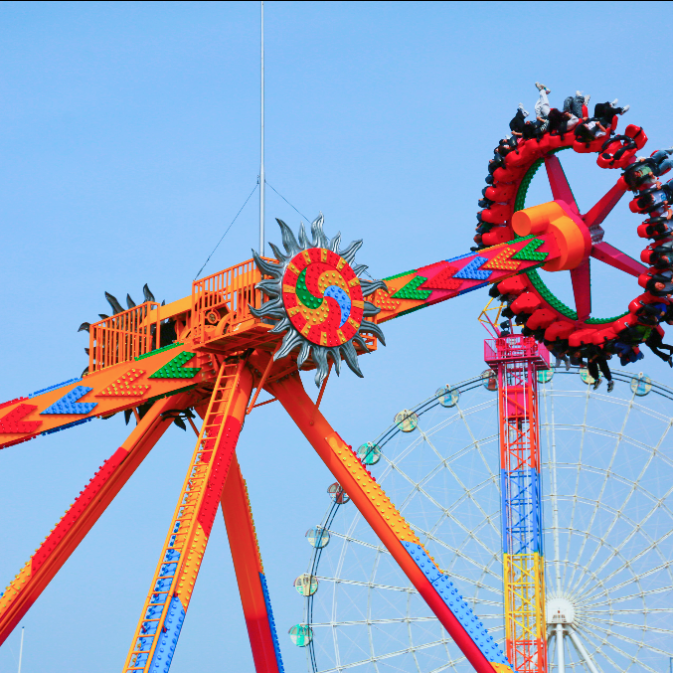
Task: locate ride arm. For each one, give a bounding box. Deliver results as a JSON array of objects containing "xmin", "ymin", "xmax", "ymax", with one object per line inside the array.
[
  {"xmin": 371, "ymin": 233, "xmax": 560, "ymax": 323},
  {"xmin": 122, "ymin": 358, "xmax": 253, "ymax": 673},
  {"xmin": 0, "ymin": 343, "xmax": 213, "ymax": 450},
  {"xmin": 258, "ymin": 353, "xmax": 512, "ymax": 673},
  {"xmin": 0, "ymin": 391, "xmax": 195, "ymax": 646},
  {"xmin": 221, "ymin": 455, "xmax": 284, "ymax": 673}
]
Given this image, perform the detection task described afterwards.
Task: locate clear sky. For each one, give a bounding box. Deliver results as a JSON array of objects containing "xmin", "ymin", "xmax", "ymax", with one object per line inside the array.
[{"xmin": 1, "ymin": 1, "xmax": 673, "ymax": 671}]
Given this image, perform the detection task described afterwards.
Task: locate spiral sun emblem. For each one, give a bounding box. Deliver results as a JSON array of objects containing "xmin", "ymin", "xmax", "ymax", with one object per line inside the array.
[
  {"xmin": 284, "ymin": 248, "xmax": 364, "ymax": 347},
  {"xmin": 251, "ymin": 215, "xmax": 386, "ymax": 386}
]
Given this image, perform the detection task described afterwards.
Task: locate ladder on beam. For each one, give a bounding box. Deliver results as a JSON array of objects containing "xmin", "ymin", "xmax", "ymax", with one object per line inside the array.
[{"xmin": 123, "ymin": 359, "xmax": 242, "ymax": 673}]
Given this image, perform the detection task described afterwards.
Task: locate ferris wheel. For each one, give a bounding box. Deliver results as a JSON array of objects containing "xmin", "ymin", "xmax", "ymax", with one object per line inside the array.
[{"xmin": 292, "ymin": 368, "xmax": 673, "ymax": 673}]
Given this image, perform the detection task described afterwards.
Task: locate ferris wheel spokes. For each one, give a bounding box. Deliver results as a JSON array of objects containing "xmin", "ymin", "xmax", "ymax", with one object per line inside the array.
[{"xmin": 560, "ymin": 393, "xmax": 637, "ymax": 595}]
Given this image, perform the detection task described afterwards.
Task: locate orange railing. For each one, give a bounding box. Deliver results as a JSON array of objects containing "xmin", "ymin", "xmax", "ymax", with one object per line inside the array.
[
  {"xmin": 89, "ymin": 302, "xmax": 161, "ymax": 373},
  {"xmin": 191, "ymin": 258, "xmax": 276, "ymax": 344}
]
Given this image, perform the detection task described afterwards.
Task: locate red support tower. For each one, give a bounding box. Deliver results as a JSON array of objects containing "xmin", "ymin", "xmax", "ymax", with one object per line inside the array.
[{"xmin": 485, "ymin": 335, "xmax": 550, "ymax": 673}]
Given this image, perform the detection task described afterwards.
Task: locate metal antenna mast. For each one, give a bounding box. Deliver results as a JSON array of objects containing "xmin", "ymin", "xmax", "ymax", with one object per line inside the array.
[
  {"xmin": 259, "ymin": 0, "xmax": 265, "ymax": 256},
  {"xmin": 17, "ymin": 626, "xmax": 24, "ymax": 673}
]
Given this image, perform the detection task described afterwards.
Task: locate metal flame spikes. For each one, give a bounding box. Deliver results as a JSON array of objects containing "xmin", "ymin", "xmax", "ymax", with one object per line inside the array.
[{"xmin": 251, "ymin": 215, "xmax": 387, "ymax": 386}]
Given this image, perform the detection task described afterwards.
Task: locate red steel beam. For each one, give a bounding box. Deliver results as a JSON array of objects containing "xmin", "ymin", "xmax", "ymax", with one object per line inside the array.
[
  {"xmin": 221, "ymin": 454, "xmax": 283, "ymax": 673},
  {"xmin": 263, "ymin": 363, "xmax": 506, "ymax": 673},
  {"xmin": 0, "ymin": 391, "xmax": 196, "ymax": 645}
]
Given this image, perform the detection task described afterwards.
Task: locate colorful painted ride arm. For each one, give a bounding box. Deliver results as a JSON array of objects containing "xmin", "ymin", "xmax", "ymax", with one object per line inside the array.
[
  {"xmin": 0, "ymin": 343, "xmax": 212, "ymax": 450},
  {"xmin": 221, "ymin": 455, "xmax": 284, "ymax": 673},
  {"xmin": 122, "ymin": 358, "xmax": 253, "ymax": 673},
  {"xmin": 372, "ymin": 233, "xmax": 560, "ymax": 323},
  {"xmin": 260, "ymin": 358, "xmax": 512, "ymax": 673},
  {"xmin": 0, "ymin": 391, "xmax": 195, "ymax": 646}
]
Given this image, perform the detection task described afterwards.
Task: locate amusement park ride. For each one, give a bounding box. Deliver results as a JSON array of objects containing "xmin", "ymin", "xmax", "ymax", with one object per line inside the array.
[{"xmin": 0, "ymin": 105, "xmax": 669, "ymax": 673}]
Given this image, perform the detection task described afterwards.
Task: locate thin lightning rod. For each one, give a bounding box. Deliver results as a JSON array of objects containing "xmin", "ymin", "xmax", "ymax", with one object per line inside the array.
[
  {"xmin": 18, "ymin": 626, "xmax": 24, "ymax": 673},
  {"xmin": 259, "ymin": 0, "xmax": 265, "ymax": 256}
]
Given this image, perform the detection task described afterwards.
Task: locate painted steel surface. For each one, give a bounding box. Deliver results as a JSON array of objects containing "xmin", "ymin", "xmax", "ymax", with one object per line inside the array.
[
  {"xmin": 0, "ymin": 392, "xmax": 193, "ymax": 647},
  {"xmin": 487, "ymin": 336, "xmax": 549, "ymax": 673},
  {"xmin": 263, "ymin": 358, "xmax": 511, "ymax": 673},
  {"xmin": 222, "ymin": 456, "xmax": 284, "ymax": 673},
  {"xmin": 122, "ymin": 360, "xmax": 252, "ymax": 673}
]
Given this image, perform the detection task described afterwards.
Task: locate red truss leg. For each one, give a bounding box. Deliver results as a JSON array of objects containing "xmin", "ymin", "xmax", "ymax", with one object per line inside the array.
[
  {"xmin": 0, "ymin": 391, "xmax": 196, "ymax": 646},
  {"xmin": 264, "ymin": 365, "xmax": 510, "ymax": 673},
  {"xmin": 221, "ymin": 455, "xmax": 283, "ymax": 673}
]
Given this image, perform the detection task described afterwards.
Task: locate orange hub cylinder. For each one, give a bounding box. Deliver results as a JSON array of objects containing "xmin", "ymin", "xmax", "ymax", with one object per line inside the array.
[{"xmin": 512, "ymin": 200, "xmax": 591, "ymax": 272}]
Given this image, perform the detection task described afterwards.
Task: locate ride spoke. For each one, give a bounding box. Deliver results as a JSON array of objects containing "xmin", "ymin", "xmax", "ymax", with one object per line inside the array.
[
  {"xmin": 541, "ymin": 381, "xmax": 563, "ymax": 594},
  {"xmin": 315, "ymin": 576, "xmax": 415, "ymax": 594},
  {"xmin": 567, "ymin": 627, "xmax": 601, "ymax": 673},
  {"xmin": 383, "ymin": 450, "xmax": 502, "ymax": 562},
  {"xmin": 569, "ymin": 395, "xmax": 636, "ymax": 596},
  {"xmin": 310, "ymin": 615, "xmax": 438, "ymax": 627},
  {"xmin": 578, "ymin": 420, "xmax": 673, "ymax": 595},
  {"xmin": 561, "ymin": 385, "xmax": 592, "ymax": 589},
  {"xmin": 591, "ymin": 241, "xmax": 646, "ymax": 277},
  {"xmin": 544, "ymin": 155, "xmax": 579, "ymax": 214},
  {"xmin": 313, "ymin": 638, "xmax": 465, "ymax": 671},
  {"xmin": 582, "ymin": 180, "xmax": 629, "ymax": 232},
  {"xmin": 571, "ymin": 258, "xmax": 592, "ymax": 321},
  {"xmin": 417, "ymin": 426, "xmax": 502, "ymax": 540},
  {"xmin": 585, "ymin": 621, "xmax": 672, "ymax": 660}
]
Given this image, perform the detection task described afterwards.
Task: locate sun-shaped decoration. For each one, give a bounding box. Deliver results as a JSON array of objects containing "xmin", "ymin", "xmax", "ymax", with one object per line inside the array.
[{"xmin": 251, "ymin": 215, "xmax": 387, "ymax": 386}]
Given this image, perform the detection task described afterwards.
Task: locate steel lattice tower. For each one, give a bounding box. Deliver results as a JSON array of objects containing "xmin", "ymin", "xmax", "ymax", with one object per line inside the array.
[{"xmin": 485, "ymin": 335, "xmax": 550, "ymax": 673}]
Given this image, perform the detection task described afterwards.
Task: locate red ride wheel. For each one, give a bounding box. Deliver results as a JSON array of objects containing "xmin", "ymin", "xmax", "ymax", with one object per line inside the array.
[{"xmin": 478, "ymin": 120, "xmax": 668, "ymax": 354}]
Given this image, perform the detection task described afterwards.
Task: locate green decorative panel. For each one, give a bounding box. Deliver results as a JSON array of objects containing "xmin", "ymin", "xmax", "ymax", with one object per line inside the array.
[
  {"xmin": 392, "ymin": 275, "xmax": 432, "ymax": 300},
  {"xmin": 512, "ymin": 238, "xmax": 548, "ymax": 262},
  {"xmin": 149, "ymin": 351, "xmax": 201, "ymax": 379}
]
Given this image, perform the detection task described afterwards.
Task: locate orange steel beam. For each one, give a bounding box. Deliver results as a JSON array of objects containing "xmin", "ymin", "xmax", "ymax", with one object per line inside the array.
[
  {"xmin": 246, "ymin": 343, "xmax": 280, "ymax": 415},
  {"xmin": 0, "ymin": 224, "xmax": 566, "ymax": 453},
  {"xmin": 263, "ymin": 363, "xmax": 509, "ymax": 673},
  {"xmin": 0, "ymin": 391, "xmax": 195, "ymax": 645},
  {"xmin": 0, "ymin": 344, "xmax": 215, "ymax": 449},
  {"xmin": 221, "ymin": 455, "xmax": 283, "ymax": 673}
]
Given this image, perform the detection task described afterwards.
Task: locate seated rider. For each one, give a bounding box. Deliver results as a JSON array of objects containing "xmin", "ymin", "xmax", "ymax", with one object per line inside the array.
[
  {"xmin": 645, "ymin": 328, "xmax": 673, "ymax": 367},
  {"xmin": 575, "ymin": 117, "xmax": 609, "ymax": 142},
  {"xmin": 623, "ymin": 158, "xmax": 660, "ymax": 190},
  {"xmin": 547, "ymin": 108, "xmax": 580, "ymax": 135},
  {"xmin": 563, "ymin": 91, "xmax": 590, "ymax": 118},
  {"xmin": 646, "ymin": 275, "xmax": 673, "ymax": 297},
  {"xmin": 651, "ymin": 148, "xmax": 673, "ymax": 176},
  {"xmin": 644, "ymin": 240, "xmax": 673, "ymax": 269},
  {"xmin": 532, "ymin": 82, "xmax": 551, "ymax": 135},
  {"xmin": 587, "ymin": 349, "xmax": 614, "ymax": 392},
  {"xmin": 509, "ymin": 104, "xmax": 529, "ymax": 138},
  {"xmin": 635, "ymin": 301, "xmax": 668, "ymax": 325},
  {"xmin": 633, "ymin": 181, "xmax": 673, "ymax": 215},
  {"xmin": 612, "ymin": 341, "xmax": 644, "ymax": 367}
]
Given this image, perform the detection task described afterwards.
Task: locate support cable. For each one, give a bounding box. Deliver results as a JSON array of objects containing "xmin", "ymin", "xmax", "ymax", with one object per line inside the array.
[
  {"xmin": 194, "ymin": 182, "xmax": 259, "ymax": 280},
  {"xmin": 265, "ymin": 180, "xmax": 311, "ymax": 222}
]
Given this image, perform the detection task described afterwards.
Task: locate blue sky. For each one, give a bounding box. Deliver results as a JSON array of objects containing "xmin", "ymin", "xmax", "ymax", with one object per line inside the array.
[{"xmin": 1, "ymin": 2, "xmax": 673, "ymax": 671}]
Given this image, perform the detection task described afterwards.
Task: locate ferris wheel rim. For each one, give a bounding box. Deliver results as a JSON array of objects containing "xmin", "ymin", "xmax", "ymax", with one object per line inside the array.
[
  {"xmin": 370, "ymin": 367, "xmax": 673, "ymax": 460},
  {"xmin": 297, "ymin": 369, "xmax": 673, "ymax": 673}
]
